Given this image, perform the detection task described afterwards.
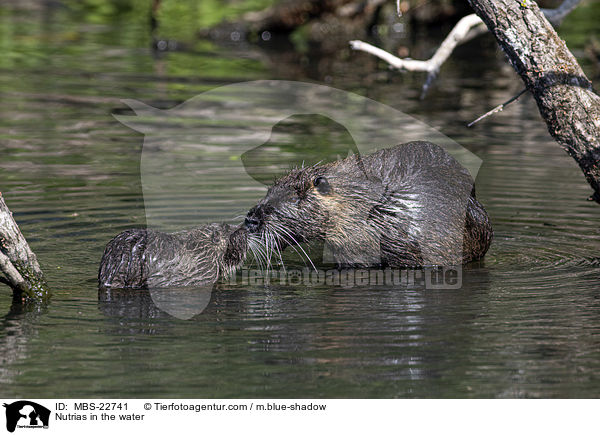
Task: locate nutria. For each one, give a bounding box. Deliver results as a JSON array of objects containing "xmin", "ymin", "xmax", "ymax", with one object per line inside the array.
[
  {"xmin": 98, "ymin": 224, "xmax": 247, "ymax": 288},
  {"xmin": 244, "ymin": 141, "xmax": 493, "ymax": 267}
]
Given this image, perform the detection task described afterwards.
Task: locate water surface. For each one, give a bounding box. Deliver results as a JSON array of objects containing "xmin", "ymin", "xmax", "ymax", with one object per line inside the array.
[{"xmin": 1, "ymin": 1, "xmax": 599, "ymax": 398}]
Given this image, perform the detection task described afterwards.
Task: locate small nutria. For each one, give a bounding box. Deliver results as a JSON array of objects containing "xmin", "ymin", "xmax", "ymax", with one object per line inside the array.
[
  {"xmin": 244, "ymin": 141, "xmax": 493, "ymax": 267},
  {"xmin": 98, "ymin": 224, "xmax": 247, "ymax": 288}
]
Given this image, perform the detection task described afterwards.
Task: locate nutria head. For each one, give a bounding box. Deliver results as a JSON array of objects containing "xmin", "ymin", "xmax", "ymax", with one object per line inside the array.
[
  {"xmin": 244, "ymin": 155, "xmax": 388, "ymax": 265},
  {"xmin": 245, "ymin": 166, "xmax": 332, "ymax": 244}
]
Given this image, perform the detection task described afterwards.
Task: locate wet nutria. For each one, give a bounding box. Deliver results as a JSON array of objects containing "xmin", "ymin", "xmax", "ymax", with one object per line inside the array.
[
  {"xmin": 98, "ymin": 224, "xmax": 247, "ymax": 288},
  {"xmin": 244, "ymin": 141, "xmax": 493, "ymax": 267}
]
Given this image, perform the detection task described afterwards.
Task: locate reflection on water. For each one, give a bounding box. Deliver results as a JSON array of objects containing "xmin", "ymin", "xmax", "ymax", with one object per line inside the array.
[{"xmin": 0, "ymin": 1, "xmax": 599, "ymax": 398}]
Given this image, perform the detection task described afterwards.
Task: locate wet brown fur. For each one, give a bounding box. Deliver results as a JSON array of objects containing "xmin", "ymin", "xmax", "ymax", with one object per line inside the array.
[
  {"xmin": 245, "ymin": 141, "xmax": 493, "ymax": 267},
  {"xmin": 98, "ymin": 224, "xmax": 247, "ymax": 288}
]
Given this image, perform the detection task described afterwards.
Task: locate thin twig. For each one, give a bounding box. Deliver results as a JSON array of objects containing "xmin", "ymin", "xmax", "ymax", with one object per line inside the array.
[{"xmin": 467, "ymin": 88, "xmax": 528, "ymax": 127}]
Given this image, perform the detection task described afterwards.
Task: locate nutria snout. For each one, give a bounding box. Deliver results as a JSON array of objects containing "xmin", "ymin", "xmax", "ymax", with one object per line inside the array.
[
  {"xmin": 98, "ymin": 223, "xmax": 247, "ymax": 288},
  {"xmin": 245, "ymin": 141, "xmax": 493, "ymax": 267}
]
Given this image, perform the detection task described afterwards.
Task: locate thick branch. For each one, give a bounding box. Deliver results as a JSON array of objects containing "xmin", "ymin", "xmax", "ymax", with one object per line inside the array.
[
  {"xmin": 468, "ymin": 0, "xmax": 600, "ymax": 203},
  {"xmin": 0, "ymin": 193, "xmax": 50, "ymax": 301}
]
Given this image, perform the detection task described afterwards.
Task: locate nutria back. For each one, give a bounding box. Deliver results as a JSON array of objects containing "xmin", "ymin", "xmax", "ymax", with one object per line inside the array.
[
  {"xmin": 245, "ymin": 141, "xmax": 492, "ymax": 267},
  {"xmin": 98, "ymin": 223, "xmax": 247, "ymax": 288}
]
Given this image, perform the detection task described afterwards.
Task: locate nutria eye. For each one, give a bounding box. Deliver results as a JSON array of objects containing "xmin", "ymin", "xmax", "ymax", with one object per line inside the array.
[{"xmin": 313, "ymin": 176, "xmax": 330, "ymax": 194}]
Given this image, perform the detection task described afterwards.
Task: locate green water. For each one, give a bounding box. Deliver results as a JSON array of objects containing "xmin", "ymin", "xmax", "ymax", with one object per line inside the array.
[{"xmin": 1, "ymin": 0, "xmax": 599, "ymax": 398}]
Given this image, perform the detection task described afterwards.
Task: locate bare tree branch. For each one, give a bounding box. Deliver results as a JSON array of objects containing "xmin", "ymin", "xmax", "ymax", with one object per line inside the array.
[
  {"xmin": 350, "ymin": 0, "xmax": 583, "ymax": 96},
  {"xmin": 350, "ymin": 14, "xmax": 485, "ymax": 73},
  {"xmin": 0, "ymin": 193, "xmax": 49, "ymax": 302}
]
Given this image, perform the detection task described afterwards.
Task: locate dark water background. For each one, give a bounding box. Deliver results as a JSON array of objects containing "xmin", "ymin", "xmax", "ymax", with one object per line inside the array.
[{"xmin": 1, "ymin": 0, "xmax": 599, "ymax": 398}]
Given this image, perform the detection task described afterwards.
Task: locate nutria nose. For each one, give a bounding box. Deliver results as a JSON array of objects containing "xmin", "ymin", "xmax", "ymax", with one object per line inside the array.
[
  {"xmin": 244, "ymin": 206, "xmax": 262, "ymax": 232},
  {"xmin": 244, "ymin": 216, "xmax": 260, "ymax": 232}
]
